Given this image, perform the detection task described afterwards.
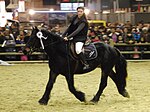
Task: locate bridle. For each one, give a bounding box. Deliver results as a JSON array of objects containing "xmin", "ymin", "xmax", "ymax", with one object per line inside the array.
[{"xmin": 35, "ymin": 30, "xmax": 60, "ymax": 50}]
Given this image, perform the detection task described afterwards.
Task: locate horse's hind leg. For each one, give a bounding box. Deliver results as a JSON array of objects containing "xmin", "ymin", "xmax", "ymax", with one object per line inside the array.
[
  {"xmin": 91, "ymin": 70, "xmax": 109, "ymax": 103},
  {"xmin": 109, "ymin": 70, "xmax": 129, "ymax": 98},
  {"xmin": 65, "ymin": 74, "xmax": 86, "ymax": 102},
  {"xmin": 39, "ymin": 70, "xmax": 58, "ymax": 105}
]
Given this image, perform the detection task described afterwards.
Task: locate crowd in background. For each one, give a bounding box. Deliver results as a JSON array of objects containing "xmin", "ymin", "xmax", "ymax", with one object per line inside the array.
[
  {"xmin": 0, "ymin": 20, "xmax": 150, "ymax": 60},
  {"xmin": 0, "ymin": 21, "xmax": 31, "ymax": 61},
  {"xmin": 88, "ymin": 21, "xmax": 150, "ymax": 44},
  {"xmin": 0, "ymin": 21, "xmax": 30, "ymax": 45}
]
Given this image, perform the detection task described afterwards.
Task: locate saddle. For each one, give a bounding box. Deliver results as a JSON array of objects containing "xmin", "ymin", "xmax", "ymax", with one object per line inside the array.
[{"xmin": 70, "ymin": 42, "xmax": 98, "ymax": 60}]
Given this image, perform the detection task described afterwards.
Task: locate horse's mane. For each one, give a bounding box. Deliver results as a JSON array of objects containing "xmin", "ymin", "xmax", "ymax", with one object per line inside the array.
[
  {"xmin": 41, "ymin": 29, "xmax": 63, "ymax": 42},
  {"xmin": 40, "ymin": 29, "xmax": 67, "ymax": 56}
]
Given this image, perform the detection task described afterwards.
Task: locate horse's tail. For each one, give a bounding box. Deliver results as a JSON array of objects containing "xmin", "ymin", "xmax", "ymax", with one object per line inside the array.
[{"xmin": 115, "ymin": 48, "xmax": 128, "ymax": 89}]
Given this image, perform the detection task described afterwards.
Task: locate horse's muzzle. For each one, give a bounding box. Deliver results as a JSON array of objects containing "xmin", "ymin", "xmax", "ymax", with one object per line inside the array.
[{"xmin": 23, "ymin": 47, "xmax": 31, "ymax": 55}]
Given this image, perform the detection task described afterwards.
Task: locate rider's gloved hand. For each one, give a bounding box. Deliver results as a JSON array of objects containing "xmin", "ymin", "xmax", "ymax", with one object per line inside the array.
[{"xmin": 63, "ymin": 36, "xmax": 68, "ymax": 41}]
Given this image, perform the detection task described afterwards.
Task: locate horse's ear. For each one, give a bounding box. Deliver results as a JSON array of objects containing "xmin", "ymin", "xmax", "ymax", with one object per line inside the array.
[
  {"xmin": 32, "ymin": 26, "xmax": 35, "ymax": 29},
  {"xmin": 35, "ymin": 26, "xmax": 38, "ymax": 30},
  {"xmin": 32, "ymin": 26, "xmax": 38, "ymax": 30}
]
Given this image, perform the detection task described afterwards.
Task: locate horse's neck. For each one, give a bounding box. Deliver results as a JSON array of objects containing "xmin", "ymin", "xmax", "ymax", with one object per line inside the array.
[
  {"xmin": 45, "ymin": 41, "xmax": 67, "ymax": 58},
  {"xmin": 43, "ymin": 32, "xmax": 69, "ymax": 59}
]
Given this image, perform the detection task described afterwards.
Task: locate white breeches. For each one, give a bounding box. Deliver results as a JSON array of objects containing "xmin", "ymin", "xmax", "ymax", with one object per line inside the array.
[{"xmin": 75, "ymin": 42, "xmax": 84, "ymax": 54}]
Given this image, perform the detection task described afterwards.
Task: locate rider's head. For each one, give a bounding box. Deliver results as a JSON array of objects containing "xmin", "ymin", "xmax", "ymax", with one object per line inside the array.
[{"xmin": 77, "ymin": 6, "xmax": 85, "ymax": 18}]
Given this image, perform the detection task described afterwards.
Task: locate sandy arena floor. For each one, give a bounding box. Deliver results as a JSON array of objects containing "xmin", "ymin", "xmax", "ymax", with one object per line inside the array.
[{"xmin": 0, "ymin": 61, "xmax": 150, "ymax": 112}]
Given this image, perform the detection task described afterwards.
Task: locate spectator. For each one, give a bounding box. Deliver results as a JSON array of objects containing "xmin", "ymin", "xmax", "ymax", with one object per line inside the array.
[
  {"xmin": 51, "ymin": 24, "xmax": 61, "ymax": 35},
  {"xmin": 16, "ymin": 30, "xmax": 25, "ymax": 44},
  {"xmin": 93, "ymin": 26, "xmax": 100, "ymax": 36},
  {"xmin": 116, "ymin": 28, "xmax": 124, "ymax": 43},
  {"xmin": 3, "ymin": 28, "xmax": 16, "ymax": 60},
  {"xmin": 97, "ymin": 26, "xmax": 107, "ymax": 41},
  {"xmin": 108, "ymin": 27, "xmax": 120, "ymax": 43},
  {"xmin": 0, "ymin": 27, "xmax": 5, "ymax": 44},
  {"xmin": 4, "ymin": 28, "xmax": 15, "ymax": 42},
  {"xmin": 132, "ymin": 28, "xmax": 141, "ymax": 43},
  {"xmin": 88, "ymin": 27, "xmax": 96, "ymax": 40},
  {"xmin": 122, "ymin": 27, "xmax": 129, "ymax": 42},
  {"xmin": 117, "ymin": 35, "xmax": 124, "ymax": 43},
  {"xmin": 125, "ymin": 31, "xmax": 135, "ymax": 44},
  {"xmin": 101, "ymin": 34, "xmax": 110, "ymax": 44},
  {"xmin": 141, "ymin": 27, "xmax": 150, "ymax": 43},
  {"xmin": 91, "ymin": 35, "xmax": 100, "ymax": 42},
  {"xmin": 137, "ymin": 22, "xmax": 143, "ymax": 32},
  {"xmin": 10, "ymin": 22, "xmax": 19, "ymax": 39}
]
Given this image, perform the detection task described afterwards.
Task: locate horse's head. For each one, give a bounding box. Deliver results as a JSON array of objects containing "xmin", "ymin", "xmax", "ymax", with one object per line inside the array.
[{"xmin": 23, "ymin": 26, "xmax": 49, "ymax": 55}]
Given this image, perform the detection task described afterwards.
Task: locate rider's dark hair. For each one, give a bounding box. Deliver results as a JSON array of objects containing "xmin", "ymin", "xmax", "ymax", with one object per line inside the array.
[{"xmin": 77, "ymin": 6, "xmax": 85, "ymax": 11}]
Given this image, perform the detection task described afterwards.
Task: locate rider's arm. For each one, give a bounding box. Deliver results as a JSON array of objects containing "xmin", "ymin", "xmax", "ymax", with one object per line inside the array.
[
  {"xmin": 62, "ymin": 25, "xmax": 70, "ymax": 37},
  {"xmin": 67, "ymin": 22, "xmax": 85, "ymax": 39}
]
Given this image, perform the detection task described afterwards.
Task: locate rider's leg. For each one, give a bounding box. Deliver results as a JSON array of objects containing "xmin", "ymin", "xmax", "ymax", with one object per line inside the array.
[{"xmin": 75, "ymin": 42, "xmax": 89, "ymax": 70}]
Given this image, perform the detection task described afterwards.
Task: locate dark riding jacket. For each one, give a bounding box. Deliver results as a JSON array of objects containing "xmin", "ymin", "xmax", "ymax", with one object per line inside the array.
[{"xmin": 62, "ymin": 15, "xmax": 89, "ymax": 43}]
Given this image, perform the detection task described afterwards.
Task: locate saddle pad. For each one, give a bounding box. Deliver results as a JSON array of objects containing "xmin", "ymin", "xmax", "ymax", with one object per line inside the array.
[{"xmin": 83, "ymin": 43, "xmax": 97, "ymax": 60}]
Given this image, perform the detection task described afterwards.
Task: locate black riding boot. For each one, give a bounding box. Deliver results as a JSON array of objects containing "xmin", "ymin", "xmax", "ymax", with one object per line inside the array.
[{"xmin": 78, "ymin": 52, "xmax": 90, "ymax": 70}]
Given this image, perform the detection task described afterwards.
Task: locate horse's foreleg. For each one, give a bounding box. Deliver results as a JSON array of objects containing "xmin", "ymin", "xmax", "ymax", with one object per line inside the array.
[
  {"xmin": 65, "ymin": 74, "xmax": 86, "ymax": 102},
  {"xmin": 91, "ymin": 71, "xmax": 108, "ymax": 103},
  {"xmin": 39, "ymin": 70, "xmax": 58, "ymax": 105}
]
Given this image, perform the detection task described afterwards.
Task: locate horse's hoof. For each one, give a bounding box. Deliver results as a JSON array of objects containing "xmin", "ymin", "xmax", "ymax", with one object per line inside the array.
[
  {"xmin": 84, "ymin": 101, "xmax": 98, "ymax": 105},
  {"xmin": 90, "ymin": 99, "xmax": 98, "ymax": 104},
  {"xmin": 80, "ymin": 97, "xmax": 86, "ymax": 102},
  {"xmin": 122, "ymin": 90, "xmax": 130, "ymax": 98},
  {"xmin": 123, "ymin": 92, "xmax": 130, "ymax": 98},
  {"xmin": 90, "ymin": 96, "xmax": 99, "ymax": 104},
  {"xmin": 77, "ymin": 91, "xmax": 86, "ymax": 102},
  {"xmin": 38, "ymin": 98, "xmax": 48, "ymax": 105}
]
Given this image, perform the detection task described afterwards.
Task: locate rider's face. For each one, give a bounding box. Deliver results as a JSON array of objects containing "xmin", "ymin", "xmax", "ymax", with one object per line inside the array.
[{"xmin": 77, "ymin": 9, "xmax": 84, "ymax": 18}]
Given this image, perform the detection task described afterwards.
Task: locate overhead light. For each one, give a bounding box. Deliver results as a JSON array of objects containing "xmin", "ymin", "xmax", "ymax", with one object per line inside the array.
[
  {"xmin": 30, "ymin": 20, "xmax": 35, "ymax": 22},
  {"xmin": 49, "ymin": 8, "xmax": 54, "ymax": 11},
  {"xmin": 115, "ymin": 10, "xmax": 125, "ymax": 13},
  {"xmin": 102, "ymin": 11, "xmax": 110, "ymax": 14},
  {"xmin": 29, "ymin": 9, "xmax": 35, "ymax": 15},
  {"xmin": 94, "ymin": 12, "xmax": 99, "ymax": 15}
]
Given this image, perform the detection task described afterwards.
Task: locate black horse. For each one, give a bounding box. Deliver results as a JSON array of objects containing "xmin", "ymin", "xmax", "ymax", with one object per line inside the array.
[{"xmin": 23, "ymin": 27, "xmax": 130, "ymax": 105}]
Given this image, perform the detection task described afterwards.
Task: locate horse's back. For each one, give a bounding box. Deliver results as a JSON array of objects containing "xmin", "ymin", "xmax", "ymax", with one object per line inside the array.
[
  {"xmin": 94, "ymin": 42, "xmax": 120, "ymax": 63},
  {"xmin": 93, "ymin": 42, "xmax": 110, "ymax": 56},
  {"xmin": 94, "ymin": 42, "xmax": 118, "ymax": 54}
]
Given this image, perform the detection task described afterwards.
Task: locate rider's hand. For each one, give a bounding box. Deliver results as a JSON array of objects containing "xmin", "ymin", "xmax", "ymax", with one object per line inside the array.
[{"xmin": 64, "ymin": 37, "xmax": 68, "ymax": 41}]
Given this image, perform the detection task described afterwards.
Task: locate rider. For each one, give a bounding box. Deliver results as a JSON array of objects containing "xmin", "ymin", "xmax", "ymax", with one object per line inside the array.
[{"xmin": 62, "ymin": 6, "xmax": 89, "ymax": 70}]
